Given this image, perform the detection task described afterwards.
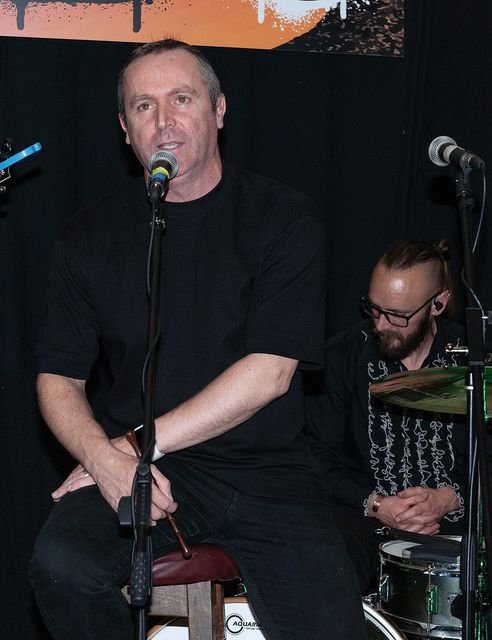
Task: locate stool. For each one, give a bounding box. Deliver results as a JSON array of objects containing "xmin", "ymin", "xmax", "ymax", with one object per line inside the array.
[{"xmin": 125, "ymin": 544, "xmax": 241, "ymax": 640}]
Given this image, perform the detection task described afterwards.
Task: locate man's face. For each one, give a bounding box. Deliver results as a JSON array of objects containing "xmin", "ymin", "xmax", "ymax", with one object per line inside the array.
[
  {"xmin": 119, "ymin": 49, "xmax": 225, "ymax": 199},
  {"xmin": 367, "ymin": 263, "xmax": 436, "ymax": 361}
]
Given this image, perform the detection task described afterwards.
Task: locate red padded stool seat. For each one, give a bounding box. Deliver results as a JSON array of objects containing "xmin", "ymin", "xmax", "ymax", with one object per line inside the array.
[
  {"xmin": 124, "ymin": 544, "xmax": 242, "ymax": 640},
  {"xmin": 152, "ymin": 544, "xmax": 241, "ymax": 586}
]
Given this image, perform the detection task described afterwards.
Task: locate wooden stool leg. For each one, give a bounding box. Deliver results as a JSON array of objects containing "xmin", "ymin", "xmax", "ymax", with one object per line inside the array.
[
  {"xmin": 212, "ymin": 583, "xmax": 225, "ymax": 640},
  {"xmin": 147, "ymin": 584, "xmax": 188, "ymax": 617},
  {"xmin": 187, "ymin": 581, "xmax": 215, "ymax": 640}
]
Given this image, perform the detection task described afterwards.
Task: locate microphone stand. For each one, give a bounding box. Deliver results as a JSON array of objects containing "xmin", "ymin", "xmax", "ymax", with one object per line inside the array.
[
  {"xmin": 118, "ymin": 191, "xmax": 168, "ymax": 640},
  {"xmin": 454, "ymin": 161, "xmax": 492, "ymax": 640}
]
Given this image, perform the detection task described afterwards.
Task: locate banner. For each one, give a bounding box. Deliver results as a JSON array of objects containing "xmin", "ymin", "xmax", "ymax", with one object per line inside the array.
[{"xmin": 0, "ymin": 0, "xmax": 403, "ymax": 56}]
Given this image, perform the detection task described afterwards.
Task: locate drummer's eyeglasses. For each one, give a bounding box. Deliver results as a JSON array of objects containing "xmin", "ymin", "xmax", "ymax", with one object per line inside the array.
[{"xmin": 360, "ymin": 291, "xmax": 443, "ymax": 328}]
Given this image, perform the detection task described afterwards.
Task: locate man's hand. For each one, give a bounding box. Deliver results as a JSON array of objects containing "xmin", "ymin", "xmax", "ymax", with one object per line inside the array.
[
  {"xmin": 370, "ymin": 493, "xmax": 440, "ymax": 534},
  {"xmin": 51, "ymin": 440, "xmax": 177, "ymax": 522},
  {"xmin": 51, "ymin": 433, "xmax": 138, "ymax": 500},
  {"xmin": 394, "ymin": 486, "xmax": 459, "ymax": 528},
  {"xmin": 52, "ymin": 463, "xmax": 97, "ymax": 499},
  {"xmin": 369, "ymin": 486, "xmax": 459, "ymax": 534}
]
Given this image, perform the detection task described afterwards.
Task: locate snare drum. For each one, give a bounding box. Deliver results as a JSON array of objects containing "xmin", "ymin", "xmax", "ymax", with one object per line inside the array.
[{"xmin": 379, "ymin": 539, "xmax": 461, "ymax": 639}]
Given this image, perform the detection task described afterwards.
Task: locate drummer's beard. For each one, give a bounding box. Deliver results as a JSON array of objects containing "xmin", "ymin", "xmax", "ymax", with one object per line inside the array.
[{"xmin": 370, "ymin": 312, "xmax": 433, "ymax": 362}]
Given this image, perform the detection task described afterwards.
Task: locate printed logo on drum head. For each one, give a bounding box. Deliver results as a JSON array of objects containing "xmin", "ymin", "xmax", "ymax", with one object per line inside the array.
[
  {"xmin": 226, "ymin": 612, "xmax": 263, "ymax": 635},
  {"xmin": 226, "ymin": 613, "xmax": 245, "ymax": 635}
]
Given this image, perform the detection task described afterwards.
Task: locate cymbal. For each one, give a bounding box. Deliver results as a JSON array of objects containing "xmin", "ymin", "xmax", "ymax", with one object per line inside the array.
[{"xmin": 369, "ymin": 367, "xmax": 492, "ymax": 418}]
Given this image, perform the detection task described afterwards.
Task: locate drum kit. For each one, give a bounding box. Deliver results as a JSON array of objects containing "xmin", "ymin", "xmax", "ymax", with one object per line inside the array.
[{"xmin": 360, "ymin": 364, "xmax": 492, "ymax": 639}]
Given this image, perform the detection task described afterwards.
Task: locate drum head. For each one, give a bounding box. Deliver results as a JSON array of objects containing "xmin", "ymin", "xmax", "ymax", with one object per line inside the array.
[
  {"xmin": 380, "ymin": 539, "xmax": 420, "ymax": 562},
  {"xmin": 380, "ymin": 538, "xmax": 460, "ymax": 571},
  {"xmin": 363, "ymin": 601, "xmax": 406, "ymax": 640}
]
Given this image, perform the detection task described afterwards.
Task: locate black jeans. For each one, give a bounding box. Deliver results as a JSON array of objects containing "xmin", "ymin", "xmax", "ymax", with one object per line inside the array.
[
  {"xmin": 30, "ymin": 466, "xmax": 367, "ymax": 640},
  {"xmin": 333, "ymin": 505, "xmax": 382, "ymax": 595}
]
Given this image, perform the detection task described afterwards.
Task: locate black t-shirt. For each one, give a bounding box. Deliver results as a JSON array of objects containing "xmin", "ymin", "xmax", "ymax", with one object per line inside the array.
[
  {"xmin": 304, "ymin": 318, "xmax": 467, "ymax": 523},
  {"xmin": 36, "ymin": 163, "xmax": 328, "ymax": 500}
]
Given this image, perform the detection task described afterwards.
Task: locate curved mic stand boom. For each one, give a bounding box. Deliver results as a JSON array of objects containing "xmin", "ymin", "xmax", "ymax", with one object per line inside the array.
[{"xmin": 452, "ymin": 160, "xmax": 492, "ymax": 640}]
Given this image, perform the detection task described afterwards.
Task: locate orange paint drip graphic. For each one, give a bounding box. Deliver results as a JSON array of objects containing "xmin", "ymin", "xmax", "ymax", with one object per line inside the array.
[{"xmin": 0, "ymin": 0, "xmax": 346, "ymax": 48}]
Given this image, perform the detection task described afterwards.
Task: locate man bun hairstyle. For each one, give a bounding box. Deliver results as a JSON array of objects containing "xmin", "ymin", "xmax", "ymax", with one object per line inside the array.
[{"xmin": 380, "ymin": 239, "xmax": 455, "ymax": 318}]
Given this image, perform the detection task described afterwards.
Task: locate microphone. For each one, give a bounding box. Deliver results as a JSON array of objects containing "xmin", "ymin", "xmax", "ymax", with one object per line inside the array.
[
  {"xmin": 428, "ymin": 136, "xmax": 485, "ymax": 170},
  {"xmin": 148, "ymin": 150, "xmax": 179, "ymax": 202}
]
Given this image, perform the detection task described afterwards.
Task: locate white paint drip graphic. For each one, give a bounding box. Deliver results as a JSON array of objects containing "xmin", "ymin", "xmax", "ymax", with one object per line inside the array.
[{"xmin": 255, "ymin": 0, "xmax": 347, "ymax": 25}]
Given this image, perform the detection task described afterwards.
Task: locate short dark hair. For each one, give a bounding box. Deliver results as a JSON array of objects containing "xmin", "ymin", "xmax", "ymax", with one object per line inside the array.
[
  {"xmin": 379, "ymin": 239, "xmax": 454, "ymax": 317},
  {"xmin": 117, "ymin": 38, "xmax": 222, "ymax": 120}
]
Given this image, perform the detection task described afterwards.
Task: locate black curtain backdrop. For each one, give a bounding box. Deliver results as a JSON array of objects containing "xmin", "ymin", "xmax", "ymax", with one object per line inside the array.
[{"xmin": 1, "ymin": 1, "xmax": 491, "ymax": 637}]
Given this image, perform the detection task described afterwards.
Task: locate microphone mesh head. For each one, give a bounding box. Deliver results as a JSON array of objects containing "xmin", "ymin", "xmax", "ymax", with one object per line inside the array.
[
  {"xmin": 149, "ymin": 150, "xmax": 179, "ymax": 178},
  {"xmin": 428, "ymin": 136, "xmax": 456, "ymax": 167}
]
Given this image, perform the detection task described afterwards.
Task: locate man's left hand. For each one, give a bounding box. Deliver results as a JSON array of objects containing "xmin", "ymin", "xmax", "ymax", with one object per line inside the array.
[{"xmin": 394, "ymin": 486, "xmax": 459, "ymax": 527}]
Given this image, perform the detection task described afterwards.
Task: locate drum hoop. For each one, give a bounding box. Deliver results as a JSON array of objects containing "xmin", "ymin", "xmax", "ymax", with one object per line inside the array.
[
  {"xmin": 363, "ymin": 600, "xmax": 407, "ymax": 640},
  {"xmin": 380, "ymin": 555, "xmax": 460, "ymax": 572},
  {"xmin": 380, "ymin": 607, "xmax": 462, "ymax": 631}
]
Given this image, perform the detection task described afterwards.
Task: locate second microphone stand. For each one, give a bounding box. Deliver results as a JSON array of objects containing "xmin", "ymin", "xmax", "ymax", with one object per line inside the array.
[{"xmin": 454, "ymin": 162, "xmax": 492, "ymax": 640}]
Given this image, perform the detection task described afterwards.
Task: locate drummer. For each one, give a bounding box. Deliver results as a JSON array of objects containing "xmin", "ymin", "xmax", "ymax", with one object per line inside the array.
[{"xmin": 304, "ymin": 239, "xmax": 466, "ymax": 594}]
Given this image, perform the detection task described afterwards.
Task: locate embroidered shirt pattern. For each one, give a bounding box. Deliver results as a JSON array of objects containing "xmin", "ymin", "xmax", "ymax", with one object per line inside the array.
[{"xmin": 365, "ymin": 339, "xmax": 464, "ymax": 522}]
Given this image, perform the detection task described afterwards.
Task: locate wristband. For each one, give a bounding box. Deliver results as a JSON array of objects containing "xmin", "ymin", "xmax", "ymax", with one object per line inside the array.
[
  {"xmin": 133, "ymin": 424, "xmax": 165, "ymax": 462},
  {"xmin": 372, "ymin": 495, "xmax": 383, "ymax": 513}
]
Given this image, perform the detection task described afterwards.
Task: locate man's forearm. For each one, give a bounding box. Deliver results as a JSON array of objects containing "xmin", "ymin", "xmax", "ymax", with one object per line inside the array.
[
  {"xmin": 154, "ymin": 352, "xmax": 298, "ymax": 454},
  {"xmin": 36, "ymin": 373, "xmax": 111, "ymax": 469}
]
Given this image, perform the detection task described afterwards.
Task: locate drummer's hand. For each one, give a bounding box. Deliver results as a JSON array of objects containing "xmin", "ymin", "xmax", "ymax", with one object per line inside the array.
[
  {"xmin": 394, "ymin": 486, "xmax": 459, "ymax": 528},
  {"xmin": 370, "ymin": 494, "xmax": 441, "ymax": 534}
]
